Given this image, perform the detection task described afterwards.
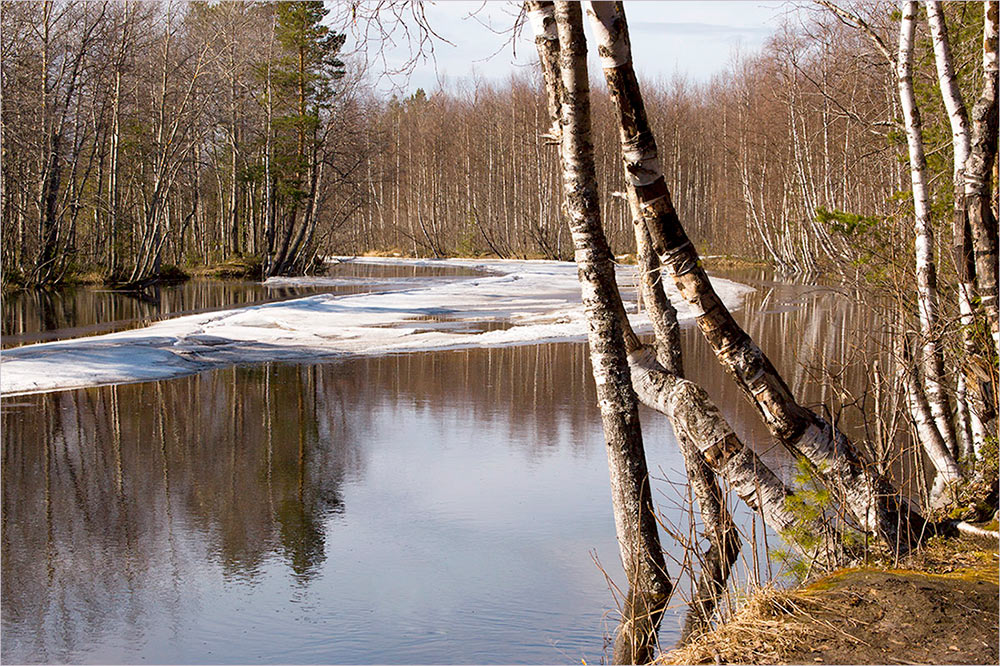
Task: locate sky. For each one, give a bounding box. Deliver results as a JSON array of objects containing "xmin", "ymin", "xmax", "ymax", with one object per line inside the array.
[{"xmin": 339, "ymin": 1, "xmax": 793, "ymax": 96}]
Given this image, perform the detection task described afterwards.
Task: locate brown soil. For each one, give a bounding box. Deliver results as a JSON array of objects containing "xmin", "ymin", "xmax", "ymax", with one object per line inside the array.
[{"xmin": 661, "ymin": 539, "xmax": 998, "ymax": 665}]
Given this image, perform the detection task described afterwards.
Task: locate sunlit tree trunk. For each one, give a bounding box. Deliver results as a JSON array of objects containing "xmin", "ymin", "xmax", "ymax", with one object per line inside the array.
[
  {"xmin": 529, "ymin": 4, "xmax": 669, "ymax": 661},
  {"xmin": 897, "ymin": 0, "xmax": 961, "ymax": 468},
  {"xmin": 586, "ymin": 0, "xmax": 923, "ymax": 553},
  {"xmin": 926, "ymin": 0, "xmax": 979, "ymax": 460}
]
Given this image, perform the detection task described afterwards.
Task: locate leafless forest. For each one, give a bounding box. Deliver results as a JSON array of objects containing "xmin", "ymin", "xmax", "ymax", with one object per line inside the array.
[
  {"xmin": 2, "ymin": 1, "xmax": 992, "ymax": 281},
  {"xmin": 2, "ymin": 1, "xmax": 998, "ymax": 662}
]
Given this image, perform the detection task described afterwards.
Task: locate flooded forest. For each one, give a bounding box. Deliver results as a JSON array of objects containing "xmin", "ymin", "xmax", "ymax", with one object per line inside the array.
[{"xmin": 2, "ymin": 1, "xmax": 998, "ymax": 664}]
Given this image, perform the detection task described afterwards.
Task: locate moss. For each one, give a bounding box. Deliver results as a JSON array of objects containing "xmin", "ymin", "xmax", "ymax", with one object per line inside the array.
[
  {"xmin": 200, "ymin": 257, "xmax": 264, "ymax": 279},
  {"xmin": 158, "ymin": 264, "xmax": 190, "ymax": 283}
]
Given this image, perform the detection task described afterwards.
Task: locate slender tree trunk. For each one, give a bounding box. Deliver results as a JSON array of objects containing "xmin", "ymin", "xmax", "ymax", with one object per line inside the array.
[
  {"xmin": 900, "ymin": 335, "xmax": 961, "ymax": 506},
  {"xmin": 965, "ymin": 0, "xmax": 1000, "ymax": 359},
  {"xmin": 109, "ymin": 66, "xmax": 122, "ymax": 277},
  {"xmin": 897, "ymin": 0, "xmax": 961, "ymax": 464},
  {"xmin": 585, "ymin": 0, "xmax": 923, "ymax": 553},
  {"xmin": 927, "ymin": 0, "xmax": 977, "ymax": 460},
  {"xmin": 530, "ymin": 5, "xmax": 670, "ymax": 662}
]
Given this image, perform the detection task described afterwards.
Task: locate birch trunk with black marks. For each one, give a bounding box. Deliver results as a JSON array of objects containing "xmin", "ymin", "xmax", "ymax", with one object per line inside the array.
[
  {"xmin": 633, "ymin": 218, "xmax": 683, "ymax": 376},
  {"xmin": 898, "ymin": 0, "xmax": 962, "ymax": 470},
  {"xmin": 965, "ymin": 0, "xmax": 1000, "ymax": 360},
  {"xmin": 926, "ymin": 0, "xmax": 979, "ymax": 460},
  {"xmin": 627, "ymin": 346, "xmax": 847, "ymax": 568},
  {"xmin": 675, "ymin": 431, "xmax": 740, "ymax": 645},
  {"xmin": 627, "ymin": 145, "xmax": 740, "ymax": 646},
  {"xmin": 585, "ymin": 0, "xmax": 923, "ymax": 553},
  {"xmin": 533, "ymin": 0, "xmax": 671, "ymax": 631},
  {"xmin": 630, "ymin": 198, "xmax": 739, "ymax": 645},
  {"xmin": 900, "ymin": 336, "xmax": 962, "ymax": 507}
]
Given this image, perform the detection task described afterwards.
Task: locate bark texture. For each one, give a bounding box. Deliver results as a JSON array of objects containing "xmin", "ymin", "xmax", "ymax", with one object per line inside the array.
[
  {"xmin": 586, "ymin": 0, "xmax": 923, "ymax": 553},
  {"xmin": 927, "ymin": 0, "xmax": 979, "ymax": 461},
  {"xmin": 897, "ymin": 0, "xmax": 960, "ymax": 465},
  {"xmin": 532, "ymin": 0, "xmax": 671, "ymax": 621},
  {"xmin": 965, "ymin": 0, "xmax": 1000, "ymax": 358}
]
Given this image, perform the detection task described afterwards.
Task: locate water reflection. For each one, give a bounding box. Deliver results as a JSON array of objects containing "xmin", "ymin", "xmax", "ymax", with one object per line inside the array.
[
  {"xmin": 1, "ymin": 272, "xmax": 899, "ymax": 664},
  {"xmin": 4, "ymin": 344, "xmax": 652, "ymax": 664},
  {"xmin": 2, "ymin": 364, "xmax": 362, "ymax": 658}
]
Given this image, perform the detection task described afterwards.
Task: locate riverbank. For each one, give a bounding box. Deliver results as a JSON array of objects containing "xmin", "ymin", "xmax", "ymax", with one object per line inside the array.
[{"xmin": 660, "ymin": 536, "xmax": 999, "ymax": 665}]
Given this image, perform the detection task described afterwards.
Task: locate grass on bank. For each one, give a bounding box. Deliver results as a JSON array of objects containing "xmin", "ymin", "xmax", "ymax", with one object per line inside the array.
[{"xmin": 659, "ymin": 535, "xmax": 999, "ymax": 665}]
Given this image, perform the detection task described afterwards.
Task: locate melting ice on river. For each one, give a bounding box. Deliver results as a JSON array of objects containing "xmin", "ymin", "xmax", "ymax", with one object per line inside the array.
[{"xmin": 0, "ymin": 257, "xmax": 753, "ymax": 396}]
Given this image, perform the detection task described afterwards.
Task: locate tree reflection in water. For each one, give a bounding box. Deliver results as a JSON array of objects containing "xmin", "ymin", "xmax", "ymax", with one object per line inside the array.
[{"xmin": 1, "ymin": 276, "xmax": 897, "ymax": 664}]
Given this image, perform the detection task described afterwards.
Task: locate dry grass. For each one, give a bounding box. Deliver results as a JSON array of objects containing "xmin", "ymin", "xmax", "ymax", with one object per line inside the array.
[
  {"xmin": 657, "ymin": 585, "xmax": 851, "ymax": 665},
  {"xmin": 658, "ymin": 539, "xmax": 999, "ymax": 665}
]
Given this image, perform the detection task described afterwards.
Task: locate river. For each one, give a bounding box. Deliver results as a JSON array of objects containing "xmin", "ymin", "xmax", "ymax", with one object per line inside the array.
[{"xmin": 1, "ymin": 265, "xmax": 894, "ymax": 664}]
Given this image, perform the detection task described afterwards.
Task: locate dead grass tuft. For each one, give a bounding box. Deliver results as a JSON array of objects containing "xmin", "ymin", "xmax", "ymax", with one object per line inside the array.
[{"xmin": 657, "ymin": 585, "xmax": 845, "ymax": 665}]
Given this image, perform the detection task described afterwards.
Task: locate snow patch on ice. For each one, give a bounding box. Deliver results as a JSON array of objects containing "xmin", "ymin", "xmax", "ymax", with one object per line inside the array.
[{"xmin": 0, "ymin": 257, "xmax": 753, "ymax": 396}]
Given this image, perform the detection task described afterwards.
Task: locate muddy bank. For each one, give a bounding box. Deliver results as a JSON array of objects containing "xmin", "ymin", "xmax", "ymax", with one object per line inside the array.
[{"xmin": 661, "ymin": 538, "xmax": 998, "ymax": 665}]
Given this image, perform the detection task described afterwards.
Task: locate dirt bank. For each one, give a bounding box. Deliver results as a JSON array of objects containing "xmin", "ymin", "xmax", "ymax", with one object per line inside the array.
[{"xmin": 661, "ymin": 538, "xmax": 998, "ymax": 665}]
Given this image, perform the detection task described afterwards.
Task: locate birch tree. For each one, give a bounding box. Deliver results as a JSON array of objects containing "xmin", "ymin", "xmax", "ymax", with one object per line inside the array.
[
  {"xmin": 964, "ymin": 0, "xmax": 1000, "ymax": 359},
  {"xmin": 896, "ymin": 0, "xmax": 966, "ymax": 500},
  {"xmin": 584, "ymin": 0, "xmax": 930, "ymax": 552},
  {"xmin": 530, "ymin": 5, "xmax": 857, "ymax": 654},
  {"xmin": 527, "ymin": 7, "xmax": 671, "ymax": 663},
  {"xmin": 926, "ymin": 0, "xmax": 979, "ymax": 461}
]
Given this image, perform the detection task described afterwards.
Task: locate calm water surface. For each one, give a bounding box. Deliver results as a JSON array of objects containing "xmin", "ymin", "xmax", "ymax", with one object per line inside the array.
[{"xmin": 1, "ymin": 269, "xmax": 892, "ymax": 664}]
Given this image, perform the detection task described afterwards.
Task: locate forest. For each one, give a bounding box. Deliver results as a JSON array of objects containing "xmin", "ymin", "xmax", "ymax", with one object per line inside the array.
[
  {"xmin": 2, "ymin": 1, "xmax": 993, "ymax": 279},
  {"xmin": 1, "ymin": 1, "xmax": 998, "ymax": 664}
]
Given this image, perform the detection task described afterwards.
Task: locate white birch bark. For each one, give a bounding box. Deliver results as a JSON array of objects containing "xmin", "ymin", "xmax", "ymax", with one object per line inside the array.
[
  {"xmin": 587, "ymin": 0, "xmax": 925, "ymax": 553},
  {"xmin": 897, "ymin": 0, "xmax": 960, "ymax": 465},
  {"xmin": 528, "ymin": 0, "xmax": 670, "ymax": 618},
  {"xmin": 901, "ymin": 340, "xmax": 961, "ymax": 507},
  {"xmin": 927, "ymin": 0, "xmax": 979, "ymax": 460}
]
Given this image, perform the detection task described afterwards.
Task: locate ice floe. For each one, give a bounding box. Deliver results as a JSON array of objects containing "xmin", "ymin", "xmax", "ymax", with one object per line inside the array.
[{"xmin": 0, "ymin": 257, "xmax": 753, "ymax": 396}]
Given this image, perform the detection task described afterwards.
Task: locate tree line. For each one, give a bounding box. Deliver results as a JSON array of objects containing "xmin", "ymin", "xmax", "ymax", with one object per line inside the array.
[
  {"xmin": 3, "ymin": 2, "xmax": 992, "ymax": 286},
  {"xmin": 2, "ymin": 0, "xmax": 368, "ymax": 287}
]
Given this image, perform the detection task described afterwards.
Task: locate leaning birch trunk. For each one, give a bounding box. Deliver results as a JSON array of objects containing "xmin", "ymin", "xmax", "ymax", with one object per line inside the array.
[
  {"xmin": 533, "ymin": 0, "xmax": 670, "ymax": 620},
  {"xmin": 627, "ymin": 346, "xmax": 847, "ymax": 568},
  {"xmin": 585, "ymin": 0, "xmax": 924, "ymax": 553},
  {"xmin": 628, "ymin": 159, "xmax": 740, "ymax": 646},
  {"xmin": 529, "ymin": 5, "xmax": 843, "ymax": 660},
  {"xmin": 633, "ymin": 217, "xmax": 683, "ymax": 376},
  {"xmin": 631, "ymin": 196, "xmax": 738, "ymax": 645},
  {"xmin": 675, "ymin": 431, "xmax": 740, "ymax": 645},
  {"xmin": 533, "ymin": 1, "xmax": 845, "ymax": 569},
  {"xmin": 926, "ymin": 0, "xmax": 979, "ymax": 461},
  {"xmin": 897, "ymin": 0, "xmax": 962, "ymax": 467},
  {"xmin": 965, "ymin": 0, "xmax": 1000, "ymax": 361}
]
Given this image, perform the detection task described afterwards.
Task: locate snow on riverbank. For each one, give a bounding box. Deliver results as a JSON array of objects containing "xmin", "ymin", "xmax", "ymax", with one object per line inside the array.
[{"xmin": 0, "ymin": 257, "xmax": 753, "ymax": 396}]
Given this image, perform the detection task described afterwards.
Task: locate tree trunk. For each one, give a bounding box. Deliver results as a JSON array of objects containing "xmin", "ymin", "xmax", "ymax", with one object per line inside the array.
[
  {"xmin": 965, "ymin": 0, "xmax": 1000, "ymax": 359},
  {"xmin": 900, "ymin": 335, "xmax": 961, "ymax": 507},
  {"xmin": 927, "ymin": 0, "xmax": 978, "ymax": 461},
  {"xmin": 585, "ymin": 0, "xmax": 923, "ymax": 553},
  {"xmin": 530, "ymin": 4, "xmax": 670, "ymax": 662},
  {"xmin": 897, "ymin": 0, "xmax": 960, "ymax": 462}
]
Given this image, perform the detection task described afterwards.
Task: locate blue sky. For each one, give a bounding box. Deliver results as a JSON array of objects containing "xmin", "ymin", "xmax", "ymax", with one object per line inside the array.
[{"xmin": 344, "ymin": 1, "xmax": 792, "ymax": 95}]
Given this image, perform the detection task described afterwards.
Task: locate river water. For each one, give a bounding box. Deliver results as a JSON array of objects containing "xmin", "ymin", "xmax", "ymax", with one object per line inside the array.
[{"xmin": 1, "ymin": 267, "xmax": 890, "ymax": 664}]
